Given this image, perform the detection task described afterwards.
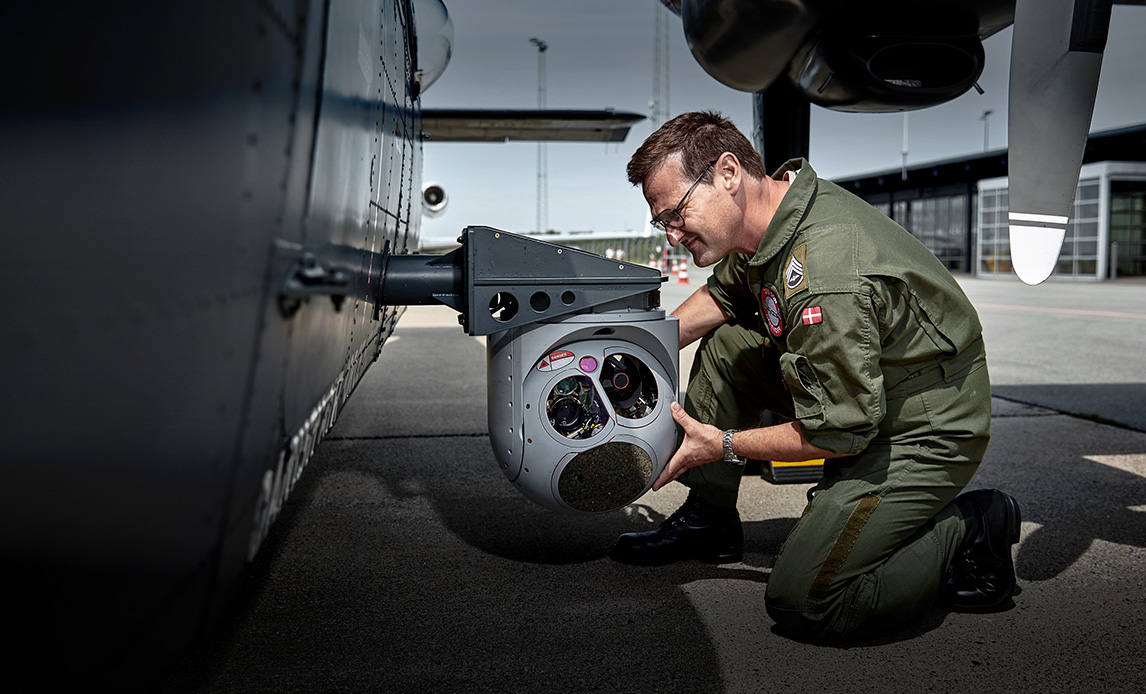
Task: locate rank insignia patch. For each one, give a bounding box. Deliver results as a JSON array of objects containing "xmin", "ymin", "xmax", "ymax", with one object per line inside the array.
[
  {"xmin": 801, "ymin": 306, "xmax": 823, "ymax": 326},
  {"xmin": 784, "ymin": 244, "xmax": 808, "ymax": 298},
  {"xmin": 761, "ymin": 287, "xmax": 784, "ymax": 337}
]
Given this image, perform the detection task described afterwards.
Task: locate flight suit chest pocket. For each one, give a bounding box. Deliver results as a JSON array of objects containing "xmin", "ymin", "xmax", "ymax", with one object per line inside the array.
[{"xmin": 779, "ymin": 352, "xmax": 825, "ymax": 426}]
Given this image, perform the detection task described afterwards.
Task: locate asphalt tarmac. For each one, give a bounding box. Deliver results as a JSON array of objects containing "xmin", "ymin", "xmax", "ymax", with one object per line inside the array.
[{"xmin": 159, "ymin": 268, "xmax": 1146, "ymax": 693}]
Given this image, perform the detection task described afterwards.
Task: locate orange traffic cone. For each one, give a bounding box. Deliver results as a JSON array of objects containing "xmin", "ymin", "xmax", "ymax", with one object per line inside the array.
[{"xmin": 677, "ymin": 261, "xmax": 689, "ymax": 284}]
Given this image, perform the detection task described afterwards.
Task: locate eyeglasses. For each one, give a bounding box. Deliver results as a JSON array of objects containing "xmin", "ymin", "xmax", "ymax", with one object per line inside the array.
[{"xmin": 650, "ymin": 160, "xmax": 717, "ymax": 232}]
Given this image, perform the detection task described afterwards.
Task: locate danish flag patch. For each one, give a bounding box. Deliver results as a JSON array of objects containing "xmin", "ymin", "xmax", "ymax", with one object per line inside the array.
[{"xmin": 801, "ymin": 306, "xmax": 823, "ymax": 326}]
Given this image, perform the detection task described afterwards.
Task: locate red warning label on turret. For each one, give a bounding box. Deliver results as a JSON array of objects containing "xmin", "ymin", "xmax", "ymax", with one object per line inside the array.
[{"xmin": 538, "ymin": 350, "xmax": 575, "ymax": 372}]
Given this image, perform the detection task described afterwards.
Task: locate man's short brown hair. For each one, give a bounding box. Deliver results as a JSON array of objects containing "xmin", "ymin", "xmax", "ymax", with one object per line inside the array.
[{"xmin": 626, "ymin": 110, "xmax": 767, "ymax": 187}]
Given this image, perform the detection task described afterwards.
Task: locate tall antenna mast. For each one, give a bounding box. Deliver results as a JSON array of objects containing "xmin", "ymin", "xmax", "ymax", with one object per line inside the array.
[
  {"xmin": 529, "ymin": 37, "xmax": 548, "ymax": 234},
  {"xmin": 650, "ymin": 2, "xmax": 669, "ymax": 129}
]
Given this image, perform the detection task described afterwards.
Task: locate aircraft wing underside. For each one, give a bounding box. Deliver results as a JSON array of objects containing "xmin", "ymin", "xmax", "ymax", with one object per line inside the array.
[{"xmin": 421, "ymin": 108, "xmax": 644, "ymax": 142}]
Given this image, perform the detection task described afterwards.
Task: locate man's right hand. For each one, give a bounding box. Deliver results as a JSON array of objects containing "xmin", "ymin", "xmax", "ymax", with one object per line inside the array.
[{"xmin": 652, "ymin": 402, "xmax": 723, "ymax": 491}]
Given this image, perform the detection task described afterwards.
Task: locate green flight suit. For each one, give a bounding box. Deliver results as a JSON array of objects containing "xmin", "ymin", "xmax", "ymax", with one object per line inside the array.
[{"xmin": 679, "ymin": 159, "xmax": 991, "ymax": 643}]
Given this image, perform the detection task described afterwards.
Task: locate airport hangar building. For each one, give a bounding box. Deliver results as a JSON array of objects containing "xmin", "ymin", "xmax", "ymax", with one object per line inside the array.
[
  {"xmin": 835, "ymin": 123, "xmax": 1146, "ymax": 281},
  {"xmin": 556, "ymin": 124, "xmax": 1146, "ymax": 282}
]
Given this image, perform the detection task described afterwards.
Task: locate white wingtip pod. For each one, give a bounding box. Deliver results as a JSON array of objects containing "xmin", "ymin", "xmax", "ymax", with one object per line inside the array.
[{"xmin": 1009, "ymin": 217, "xmax": 1068, "ymax": 285}]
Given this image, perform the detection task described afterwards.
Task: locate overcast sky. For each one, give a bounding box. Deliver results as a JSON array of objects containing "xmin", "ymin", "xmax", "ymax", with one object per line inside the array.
[{"xmin": 419, "ymin": 1, "xmax": 1146, "ymax": 245}]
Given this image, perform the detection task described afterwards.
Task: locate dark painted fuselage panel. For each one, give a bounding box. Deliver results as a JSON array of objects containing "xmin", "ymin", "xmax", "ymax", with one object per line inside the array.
[{"xmin": 0, "ymin": 0, "xmax": 420, "ymax": 685}]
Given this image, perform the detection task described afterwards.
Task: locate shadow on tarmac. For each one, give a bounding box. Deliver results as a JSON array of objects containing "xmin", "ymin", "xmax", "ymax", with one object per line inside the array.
[
  {"xmin": 993, "ymin": 383, "xmax": 1146, "ymax": 433},
  {"xmin": 163, "ymin": 418, "xmax": 740, "ymax": 691},
  {"xmin": 988, "ymin": 445, "xmax": 1146, "ymax": 583},
  {"xmin": 159, "ymin": 317, "xmax": 1146, "ymax": 692}
]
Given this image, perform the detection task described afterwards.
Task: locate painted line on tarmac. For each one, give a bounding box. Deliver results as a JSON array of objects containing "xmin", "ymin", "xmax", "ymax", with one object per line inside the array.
[{"xmin": 975, "ymin": 303, "xmax": 1146, "ymax": 321}]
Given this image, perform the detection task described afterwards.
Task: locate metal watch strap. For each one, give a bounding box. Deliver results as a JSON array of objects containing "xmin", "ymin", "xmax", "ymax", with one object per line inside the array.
[{"xmin": 723, "ymin": 429, "xmax": 746, "ymax": 467}]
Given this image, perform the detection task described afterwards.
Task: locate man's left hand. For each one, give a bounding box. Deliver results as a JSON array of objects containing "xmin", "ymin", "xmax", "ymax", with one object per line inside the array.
[{"xmin": 652, "ymin": 402, "xmax": 723, "ymax": 491}]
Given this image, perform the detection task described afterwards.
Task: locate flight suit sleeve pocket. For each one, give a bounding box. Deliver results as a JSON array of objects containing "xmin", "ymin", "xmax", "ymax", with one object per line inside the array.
[{"xmin": 779, "ymin": 352, "xmax": 825, "ymax": 426}]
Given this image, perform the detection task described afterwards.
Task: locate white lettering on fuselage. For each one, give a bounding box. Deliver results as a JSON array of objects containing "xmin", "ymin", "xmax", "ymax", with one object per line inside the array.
[{"xmin": 247, "ymin": 335, "xmax": 380, "ymax": 561}]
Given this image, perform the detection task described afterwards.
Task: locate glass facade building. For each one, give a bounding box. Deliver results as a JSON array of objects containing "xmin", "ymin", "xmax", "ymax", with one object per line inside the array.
[
  {"xmin": 836, "ymin": 125, "xmax": 1146, "ymax": 281},
  {"xmin": 498, "ymin": 127, "xmax": 1146, "ymax": 283},
  {"xmin": 1110, "ymin": 179, "xmax": 1146, "ymax": 277},
  {"xmin": 857, "ymin": 184, "xmax": 976, "ymax": 273},
  {"xmin": 977, "ymin": 162, "xmax": 1146, "ymax": 280}
]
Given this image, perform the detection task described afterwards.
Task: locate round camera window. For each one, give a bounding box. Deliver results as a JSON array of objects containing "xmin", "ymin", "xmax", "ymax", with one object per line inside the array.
[
  {"xmin": 558, "ymin": 441, "xmax": 653, "ymax": 513},
  {"xmin": 601, "ymin": 353, "xmax": 658, "ymax": 419},
  {"xmin": 546, "ymin": 375, "xmax": 608, "ymax": 440}
]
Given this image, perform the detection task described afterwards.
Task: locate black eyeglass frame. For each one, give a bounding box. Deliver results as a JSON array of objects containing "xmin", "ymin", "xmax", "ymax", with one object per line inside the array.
[{"xmin": 650, "ymin": 159, "xmax": 718, "ymax": 232}]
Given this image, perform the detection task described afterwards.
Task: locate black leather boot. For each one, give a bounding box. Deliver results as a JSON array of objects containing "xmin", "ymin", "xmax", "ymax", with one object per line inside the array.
[
  {"xmin": 609, "ymin": 492, "xmax": 743, "ymax": 565},
  {"xmin": 939, "ymin": 489, "xmax": 1022, "ymax": 612}
]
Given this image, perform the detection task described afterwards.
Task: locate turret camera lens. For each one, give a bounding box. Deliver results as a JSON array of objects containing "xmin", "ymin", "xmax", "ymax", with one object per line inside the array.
[
  {"xmin": 550, "ymin": 397, "xmax": 584, "ymax": 434},
  {"xmin": 546, "ymin": 375, "xmax": 608, "ymax": 439},
  {"xmin": 601, "ymin": 353, "xmax": 658, "ymax": 419}
]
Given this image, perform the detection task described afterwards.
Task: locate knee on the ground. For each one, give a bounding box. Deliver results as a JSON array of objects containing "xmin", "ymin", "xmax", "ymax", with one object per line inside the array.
[{"xmin": 763, "ymin": 579, "xmax": 842, "ymax": 644}]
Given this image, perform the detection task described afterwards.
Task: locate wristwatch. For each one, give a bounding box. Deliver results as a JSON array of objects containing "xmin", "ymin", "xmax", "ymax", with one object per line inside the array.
[{"xmin": 722, "ymin": 429, "xmax": 746, "ymax": 467}]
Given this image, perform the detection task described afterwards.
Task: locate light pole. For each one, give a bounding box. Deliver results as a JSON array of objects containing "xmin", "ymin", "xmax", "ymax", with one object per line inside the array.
[
  {"xmin": 980, "ymin": 109, "xmax": 994, "ymax": 152},
  {"xmin": 901, "ymin": 112, "xmax": 909, "ymax": 181},
  {"xmin": 529, "ymin": 37, "xmax": 548, "ymax": 234}
]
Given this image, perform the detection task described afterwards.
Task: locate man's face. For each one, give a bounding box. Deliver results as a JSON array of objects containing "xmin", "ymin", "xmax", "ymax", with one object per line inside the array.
[{"xmin": 642, "ymin": 157, "xmax": 739, "ymax": 267}]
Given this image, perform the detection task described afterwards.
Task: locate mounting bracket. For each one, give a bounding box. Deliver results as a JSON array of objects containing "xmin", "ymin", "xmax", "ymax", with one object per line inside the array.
[{"xmin": 379, "ymin": 226, "xmax": 666, "ymax": 336}]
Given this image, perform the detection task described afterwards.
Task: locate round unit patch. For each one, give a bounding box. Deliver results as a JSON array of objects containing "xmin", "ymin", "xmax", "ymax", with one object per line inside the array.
[{"xmin": 761, "ymin": 287, "xmax": 784, "ymax": 337}]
